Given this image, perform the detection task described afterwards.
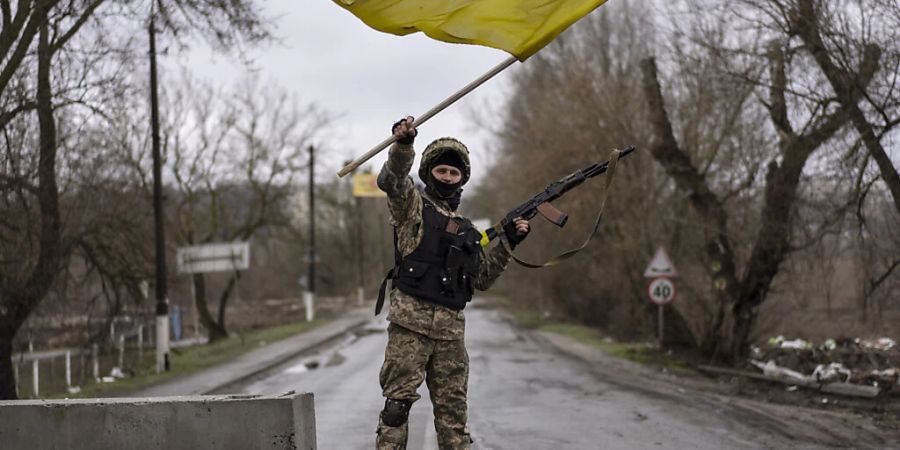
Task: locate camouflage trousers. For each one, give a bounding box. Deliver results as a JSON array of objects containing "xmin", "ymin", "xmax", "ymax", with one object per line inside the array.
[{"xmin": 376, "ymin": 323, "xmax": 470, "ymax": 450}]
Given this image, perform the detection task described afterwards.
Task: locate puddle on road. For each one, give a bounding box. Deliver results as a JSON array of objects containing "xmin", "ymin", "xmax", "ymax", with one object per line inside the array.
[
  {"xmin": 263, "ymin": 320, "xmax": 386, "ymax": 379},
  {"xmin": 325, "ymin": 352, "xmax": 346, "ymax": 367},
  {"xmin": 285, "ymin": 363, "xmax": 309, "ymax": 374},
  {"xmin": 509, "ymin": 357, "xmax": 538, "ymax": 364},
  {"xmin": 284, "ymin": 359, "xmax": 321, "ymax": 374}
]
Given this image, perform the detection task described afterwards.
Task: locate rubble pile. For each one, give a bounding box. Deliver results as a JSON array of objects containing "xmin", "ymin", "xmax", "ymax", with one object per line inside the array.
[{"xmin": 751, "ymin": 336, "xmax": 900, "ymax": 392}]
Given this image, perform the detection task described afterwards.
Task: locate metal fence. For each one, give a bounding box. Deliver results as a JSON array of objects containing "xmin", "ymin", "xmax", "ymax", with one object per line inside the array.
[{"xmin": 12, "ymin": 323, "xmax": 148, "ymax": 398}]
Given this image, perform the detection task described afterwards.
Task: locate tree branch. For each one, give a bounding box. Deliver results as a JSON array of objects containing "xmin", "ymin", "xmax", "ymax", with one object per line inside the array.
[
  {"xmin": 0, "ymin": 0, "xmax": 32, "ymax": 62},
  {"xmin": 766, "ymin": 42, "xmax": 794, "ymax": 139},
  {"xmin": 793, "ymin": 0, "xmax": 900, "ymax": 217},
  {"xmin": 640, "ymin": 57, "xmax": 742, "ymax": 302},
  {"xmin": 50, "ymin": 0, "xmax": 105, "ymax": 54},
  {"xmin": 868, "ymin": 258, "xmax": 900, "ymax": 297},
  {"xmin": 0, "ymin": 0, "xmax": 61, "ymax": 96}
]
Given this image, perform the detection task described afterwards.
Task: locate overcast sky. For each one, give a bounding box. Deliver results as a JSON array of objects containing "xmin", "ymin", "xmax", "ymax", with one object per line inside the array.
[{"xmin": 172, "ymin": 0, "xmax": 530, "ymax": 187}]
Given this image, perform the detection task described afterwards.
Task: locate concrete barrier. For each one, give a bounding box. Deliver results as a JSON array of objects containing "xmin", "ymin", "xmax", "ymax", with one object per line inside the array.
[{"xmin": 0, "ymin": 392, "xmax": 315, "ymax": 450}]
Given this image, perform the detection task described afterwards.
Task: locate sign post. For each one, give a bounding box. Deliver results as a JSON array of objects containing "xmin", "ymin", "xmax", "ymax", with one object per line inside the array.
[
  {"xmin": 352, "ymin": 172, "xmax": 386, "ymax": 307},
  {"xmin": 177, "ymin": 242, "xmax": 251, "ymax": 333},
  {"xmin": 644, "ymin": 247, "xmax": 678, "ymax": 348}
]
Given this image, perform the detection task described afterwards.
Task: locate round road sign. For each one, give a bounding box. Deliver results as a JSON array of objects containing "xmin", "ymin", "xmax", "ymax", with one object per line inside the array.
[{"xmin": 648, "ymin": 277, "xmax": 676, "ymax": 305}]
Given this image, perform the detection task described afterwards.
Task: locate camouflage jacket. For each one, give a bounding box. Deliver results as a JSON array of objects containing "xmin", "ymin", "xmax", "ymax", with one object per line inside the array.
[{"xmin": 377, "ymin": 141, "xmax": 511, "ymax": 340}]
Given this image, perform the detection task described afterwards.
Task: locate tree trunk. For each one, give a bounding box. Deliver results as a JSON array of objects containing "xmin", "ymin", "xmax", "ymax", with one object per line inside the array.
[
  {"xmin": 730, "ymin": 300, "xmax": 758, "ymax": 362},
  {"xmin": 701, "ymin": 291, "xmax": 728, "ymax": 359},
  {"xmin": 193, "ymin": 274, "xmax": 227, "ymax": 342},
  {"xmin": 0, "ymin": 323, "xmax": 16, "ymax": 399},
  {"xmin": 728, "ymin": 146, "xmax": 811, "ymax": 359},
  {"xmin": 215, "ymin": 274, "xmax": 238, "ymax": 337},
  {"xmin": 0, "ymin": 20, "xmax": 62, "ymax": 399}
]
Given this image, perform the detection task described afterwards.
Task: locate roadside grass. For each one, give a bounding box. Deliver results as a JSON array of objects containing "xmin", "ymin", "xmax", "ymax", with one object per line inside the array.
[
  {"xmin": 499, "ymin": 299, "xmax": 697, "ymax": 376},
  {"xmin": 53, "ymin": 319, "xmax": 326, "ymax": 399}
]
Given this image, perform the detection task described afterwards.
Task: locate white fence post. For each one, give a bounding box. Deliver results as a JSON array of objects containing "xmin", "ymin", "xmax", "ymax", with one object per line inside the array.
[
  {"xmin": 13, "ymin": 362, "xmax": 19, "ymax": 397},
  {"xmin": 30, "ymin": 342, "xmax": 38, "ymax": 398},
  {"xmin": 65, "ymin": 351, "xmax": 72, "ymax": 388},
  {"xmin": 138, "ymin": 325, "xmax": 144, "ymax": 362},
  {"xmin": 92, "ymin": 344, "xmax": 99, "ymax": 380},
  {"xmin": 117, "ymin": 335, "xmax": 125, "ymax": 369}
]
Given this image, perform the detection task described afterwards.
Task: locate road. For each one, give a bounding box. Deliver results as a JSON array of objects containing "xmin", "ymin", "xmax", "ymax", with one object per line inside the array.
[{"xmin": 225, "ymin": 300, "xmax": 886, "ymax": 449}]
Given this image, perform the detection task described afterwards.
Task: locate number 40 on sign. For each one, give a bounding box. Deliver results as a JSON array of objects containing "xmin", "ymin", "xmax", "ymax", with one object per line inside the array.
[{"xmin": 648, "ymin": 277, "xmax": 676, "ymax": 305}]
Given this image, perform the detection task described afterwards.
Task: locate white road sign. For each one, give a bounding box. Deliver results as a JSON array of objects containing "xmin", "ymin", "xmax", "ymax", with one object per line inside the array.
[
  {"xmin": 647, "ymin": 277, "xmax": 676, "ymax": 305},
  {"xmin": 177, "ymin": 242, "xmax": 250, "ymax": 274},
  {"xmin": 644, "ymin": 246, "xmax": 678, "ymax": 278}
]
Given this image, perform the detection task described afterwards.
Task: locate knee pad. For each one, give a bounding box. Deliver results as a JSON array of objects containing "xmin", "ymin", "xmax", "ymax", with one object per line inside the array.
[{"xmin": 381, "ymin": 398, "xmax": 412, "ymax": 427}]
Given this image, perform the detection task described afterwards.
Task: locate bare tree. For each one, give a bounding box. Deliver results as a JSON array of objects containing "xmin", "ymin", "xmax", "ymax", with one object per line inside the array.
[
  {"xmin": 638, "ymin": 0, "xmax": 892, "ymax": 360},
  {"xmin": 469, "ymin": 1, "xmax": 699, "ymax": 343},
  {"xmin": 162, "ymin": 73, "xmax": 325, "ymax": 341},
  {"xmin": 0, "ymin": 0, "xmax": 269, "ymax": 399},
  {"xmin": 472, "ymin": 0, "xmax": 898, "ymax": 359}
]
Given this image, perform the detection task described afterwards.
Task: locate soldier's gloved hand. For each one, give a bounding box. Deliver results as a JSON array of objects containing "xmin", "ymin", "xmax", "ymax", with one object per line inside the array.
[
  {"xmin": 503, "ymin": 217, "xmax": 530, "ymax": 250},
  {"xmin": 392, "ymin": 116, "xmax": 417, "ymax": 145}
]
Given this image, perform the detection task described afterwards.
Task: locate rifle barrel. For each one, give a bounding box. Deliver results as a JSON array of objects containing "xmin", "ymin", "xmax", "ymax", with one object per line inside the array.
[
  {"xmin": 481, "ymin": 146, "xmax": 636, "ymax": 246},
  {"xmin": 584, "ymin": 146, "xmax": 635, "ymax": 179}
]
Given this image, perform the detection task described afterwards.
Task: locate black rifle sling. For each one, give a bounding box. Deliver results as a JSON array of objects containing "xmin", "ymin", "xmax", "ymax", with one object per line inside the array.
[
  {"xmin": 375, "ymin": 228, "xmax": 403, "ymax": 315},
  {"xmin": 500, "ymin": 148, "xmax": 621, "ymax": 269}
]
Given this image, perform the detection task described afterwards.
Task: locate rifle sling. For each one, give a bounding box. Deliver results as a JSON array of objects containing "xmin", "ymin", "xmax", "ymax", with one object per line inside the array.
[{"xmin": 501, "ymin": 148, "xmax": 621, "ymax": 269}]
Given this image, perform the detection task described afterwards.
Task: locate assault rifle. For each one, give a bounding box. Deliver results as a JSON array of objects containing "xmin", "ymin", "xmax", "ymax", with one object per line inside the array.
[{"xmin": 481, "ymin": 146, "xmax": 634, "ymax": 244}]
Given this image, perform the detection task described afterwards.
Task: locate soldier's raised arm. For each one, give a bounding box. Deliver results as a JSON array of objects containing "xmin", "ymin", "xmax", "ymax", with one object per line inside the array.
[{"xmin": 377, "ymin": 116, "xmax": 421, "ymax": 224}]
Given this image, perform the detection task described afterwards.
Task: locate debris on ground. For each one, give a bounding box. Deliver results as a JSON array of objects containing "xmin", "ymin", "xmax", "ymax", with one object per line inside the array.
[
  {"xmin": 767, "ymin": 335, "xmax": 812, "ymax": 350},
  {"xmin": 746, "ymin": 336, "xmax": 900, "ymax": 395}
]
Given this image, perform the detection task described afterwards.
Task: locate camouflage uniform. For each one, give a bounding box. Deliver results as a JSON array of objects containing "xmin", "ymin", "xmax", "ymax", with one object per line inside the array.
[{"xmin": 375, "ymin": 138, "xmax": 511, "ymax": 450}]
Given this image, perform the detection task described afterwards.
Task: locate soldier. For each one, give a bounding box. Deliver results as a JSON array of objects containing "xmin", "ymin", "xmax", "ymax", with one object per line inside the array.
[{"xmin": 375, "ymin": 116, "xmax": 529, "ymax": 450}]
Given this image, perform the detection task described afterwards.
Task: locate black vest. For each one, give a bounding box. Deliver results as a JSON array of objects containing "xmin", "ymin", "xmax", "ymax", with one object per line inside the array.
[{"xmin": 390, "ymin": 199, "xmax": 482, "ymax": 311}]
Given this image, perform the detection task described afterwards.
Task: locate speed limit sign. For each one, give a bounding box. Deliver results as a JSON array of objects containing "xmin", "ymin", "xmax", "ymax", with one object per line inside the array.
[{"xmin": 648, "ymin": 277, "xmax": 676, "ymax": 305}]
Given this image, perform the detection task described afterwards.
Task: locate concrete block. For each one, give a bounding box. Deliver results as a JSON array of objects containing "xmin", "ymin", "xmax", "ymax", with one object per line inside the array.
[{"xmin": 0, "ymin": 392, "xmax": 316, "ymax": 450}]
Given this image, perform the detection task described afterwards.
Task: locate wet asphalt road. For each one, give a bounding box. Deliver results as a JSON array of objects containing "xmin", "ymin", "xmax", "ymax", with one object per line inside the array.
[{"xmin": 231, "ymin": 303, "xmax": 794, "ymax": 449}]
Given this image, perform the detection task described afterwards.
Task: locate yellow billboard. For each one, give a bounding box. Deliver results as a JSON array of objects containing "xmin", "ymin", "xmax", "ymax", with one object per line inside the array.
[{"xmin": 352, "ymin": 173, "xmax": 387, "ymax": 198}]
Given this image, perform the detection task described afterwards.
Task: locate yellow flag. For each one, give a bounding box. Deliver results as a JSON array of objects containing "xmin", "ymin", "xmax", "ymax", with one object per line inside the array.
[{"xmin": 333, "ymin": 0, "xmax": 608, "ymax": 60}]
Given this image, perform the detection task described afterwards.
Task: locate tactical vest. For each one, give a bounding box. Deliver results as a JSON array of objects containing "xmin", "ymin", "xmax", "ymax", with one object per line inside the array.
[{"xmin": 376, "ymin": 198, "xmax": 482, "ymax": 314}]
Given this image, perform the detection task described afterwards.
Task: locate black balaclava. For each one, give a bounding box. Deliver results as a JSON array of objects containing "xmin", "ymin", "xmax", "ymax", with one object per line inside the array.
[{"xmin": 425, "ymin": 149, "xmax": 464, "ymax": 210}]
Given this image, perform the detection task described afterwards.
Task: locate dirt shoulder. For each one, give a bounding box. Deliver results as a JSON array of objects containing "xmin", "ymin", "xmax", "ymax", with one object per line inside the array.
[
  {"xmin": 481, "ymin": 300, "xmax": 900, "ymax": 448},
  {"xmin": 537, "ymin": 329, "xmax": 899, "ymax": 444}
]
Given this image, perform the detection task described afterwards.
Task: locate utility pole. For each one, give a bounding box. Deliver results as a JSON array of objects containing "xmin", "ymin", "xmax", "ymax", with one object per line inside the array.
[
  {"xmin": 304, "ymin": 145, "xmax": 316, "ymax": 321},
  {"xmin": 149, "ymin": 10, "xmax": 169, "ymax": 373},
  {"xmin": 355, "ymin": 195, "xmax": 365, "ymax": 306}
]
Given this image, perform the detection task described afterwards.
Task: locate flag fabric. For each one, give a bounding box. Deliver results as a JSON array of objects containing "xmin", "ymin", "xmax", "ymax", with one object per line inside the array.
[{"xmin": 333, "ymin": 0, "xmax": 609, "ymax": 60}]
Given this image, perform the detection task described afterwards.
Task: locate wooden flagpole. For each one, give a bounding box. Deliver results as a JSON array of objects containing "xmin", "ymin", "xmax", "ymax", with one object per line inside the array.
[{"xmin": 336, "ymin": 55, "xmax": 518, "ymax": 178}]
